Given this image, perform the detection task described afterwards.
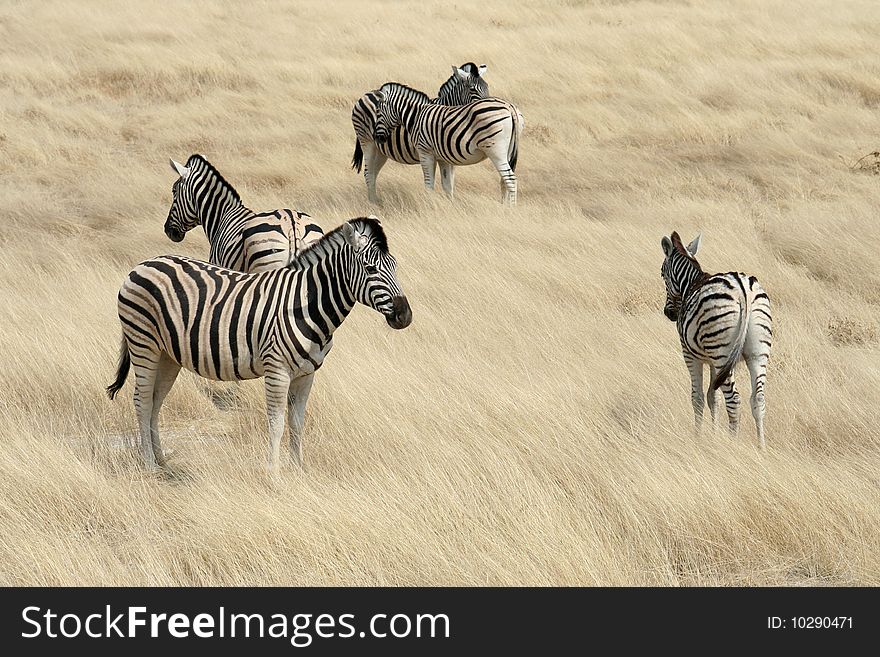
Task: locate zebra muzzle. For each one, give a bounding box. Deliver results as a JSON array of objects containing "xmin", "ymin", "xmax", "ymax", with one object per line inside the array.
[{"xmin": 385, "ymin": 295, "xmax": 412, "ymax": 330}]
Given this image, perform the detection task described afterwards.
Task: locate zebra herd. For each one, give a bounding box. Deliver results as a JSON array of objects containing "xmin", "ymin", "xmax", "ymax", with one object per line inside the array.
[{"xmin": 106, "ymin": 62, "xmax": 772, "ymax": 472}]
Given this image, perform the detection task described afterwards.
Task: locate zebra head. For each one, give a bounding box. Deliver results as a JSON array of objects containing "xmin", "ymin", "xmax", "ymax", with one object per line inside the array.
[
  {"xmin": 341, "ymin": 216, "xmax": 412, "ymax": 330},
  {"xmin": 660, "ymin": 232, "xmax": 702, "ymax": 321},
  {"xmin": 372, "ymin": 89, "xmax": 395, "ymax": 146},
  {"xmin": 164, "ymin": 158, "xmax": 199, "ymax": 242},
  {"xmin": 436, "ymin": 63, "xmax": 489, "ymax": 104}
]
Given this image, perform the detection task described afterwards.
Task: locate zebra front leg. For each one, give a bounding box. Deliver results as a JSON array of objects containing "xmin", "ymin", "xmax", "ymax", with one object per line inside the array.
[
  {"xmin": 684, "ymin": 354, "xmax": 704, "ymax": 433},
  {"xmin": 745, "ymin": 355, "xmax": 769, "ymax": 450},
  {"xmin": 149, "ymin": 354, "xmax": 181, "ymax": 468},
  {"xmin": 264, "ymin": 369, "xmax": 292, "ymax": 471},
  {"xmin": 487, "ymin": 153, "xmax": 517, "ymax": 205},
  {"xmin": 439, "ymin": 162, "xmax": 456, "ymax": 200},
  {"xmin": 418, "ymin": 151, "xmax": 437, "ymax": 191},
  {"xmin": 287, "ymin": 373, "xmax": 315, "ymax": 468}
]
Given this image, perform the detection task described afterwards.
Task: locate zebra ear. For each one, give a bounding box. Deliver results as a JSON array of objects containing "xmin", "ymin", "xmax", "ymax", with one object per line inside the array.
[
  {"xmin": 686, "ymin": 233, "xmax": 702, "ymax": 257},
  {"xmin": 661, "ymin": 236, "xmax": 674, "ymax": 256},
  {"xmin": 341, "ymin": 221, "xmax": 368, "ymax": 253},
  {"xmin": 169, "ymin": 159, "xmax": 190, "ymax": 178},
  {"xmin": 478, "ymin": 65, "xmax": 487, "ymax": 77},
  {"xmin": 454, "ymin": 66, "xmax": 469, "ymax": 80}
]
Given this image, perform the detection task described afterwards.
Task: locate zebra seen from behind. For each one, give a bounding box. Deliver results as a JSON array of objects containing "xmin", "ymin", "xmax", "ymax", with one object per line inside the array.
[
  {"xmin": 165, "ymin": 154, "xmax": 323, "ymax": 273},
  {"xmin": 351, "ymin": 63, "xmax": 489, "ymax": 203},
  {"xmin": 373, "ymin": 88, "xmax": 524, "ymax": 204},
  {"xmin": 107, "ymin": 217, "xmax": 412, "ymax": 470},
  {"xmin": 660, "ymin": 232, "xmax": 772, "ymax": 448}
]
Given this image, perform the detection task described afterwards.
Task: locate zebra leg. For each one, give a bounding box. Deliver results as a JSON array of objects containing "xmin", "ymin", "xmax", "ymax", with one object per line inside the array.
[
  {"xmin": 718, "ymin": 373, "xmax": 742, "ymax": 435},
  {"xmin": 439, "ymin": 162, "xmax": 456, "ymax": 200},
  {"xmin": 487, "ymin": 152, "xmax": 517, "ymax": 205},
  {"xmin": 745, "ymin": 355, "xmax": 768, "ymax": 450},
  {"xmin": 363, "ymin": 141, "xmax": 387, "ymax": 204},
  {"xmin": 149, "ymin": 354, "xmax": 181, "ymax": 468},
  {"xmin": 684, "ymin": 354, "xmax": 704, "ymax": 432},
  {"xmin": 264, "ymin": 368, "xmax": 292, "ymax": 471},
  {"xmin": 418, "ymin": 152, "xmax": 437, "ymax": 191},
  {"xmin": 706, "ymin": 365, "xmax": 719, "ymax": 426},
  {"xmin": 287, "ymin": 373, "xmax": 315, "ymax": 468},
  {"xmin": 132, "ymin": 356, "xmax": 161, "ymax": 469}
]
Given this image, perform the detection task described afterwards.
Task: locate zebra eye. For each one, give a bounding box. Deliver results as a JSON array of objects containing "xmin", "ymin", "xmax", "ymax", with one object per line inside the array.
[{"xmin": 365, "ymin": 265, "xmax": 378, "ymax": 275}]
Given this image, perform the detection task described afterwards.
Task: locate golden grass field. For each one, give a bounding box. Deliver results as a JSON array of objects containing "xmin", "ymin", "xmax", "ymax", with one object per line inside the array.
[{"xmin": 1, "ymin": 0, "xmax": 879, "ymax": 586}]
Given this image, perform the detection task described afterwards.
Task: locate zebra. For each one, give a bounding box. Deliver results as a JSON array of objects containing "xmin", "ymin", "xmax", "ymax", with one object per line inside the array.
[
  {"xmin": 351, "ymin": 63, "xmax": 489, "ymax": 203},
  {"xmin": 106, "ymin": 217, "xmax": 412, "ymax": 470},
  {"xmin": 660, "ymin": 232, "xmax": 772, "ymax": 448},
  {"xmin": 165, "ymin": 154, "xmax": 323, "ymax": 273},
  {"xmin": 373, "ymin": 90, "xmax": 524, "ymax": 204}
]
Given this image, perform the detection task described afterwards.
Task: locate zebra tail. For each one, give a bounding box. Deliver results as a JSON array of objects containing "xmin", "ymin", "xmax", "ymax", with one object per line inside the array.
[
  {"xmin": 710, "ymin": 295, "xmax": 749, "ymax": 391},
  {"xmin": 352, "ymin": 139, "xmax": 363, "ymax": 173},
  {"xmin": 508, "ymin": 108, "xmax": 523, "ymax": 173},
  {"xmin": 106, "ymin": 337, "xmax": 131, "ymax": 400}
]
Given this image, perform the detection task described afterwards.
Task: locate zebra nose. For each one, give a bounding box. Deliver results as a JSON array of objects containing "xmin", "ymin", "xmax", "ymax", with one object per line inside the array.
[
  {"xmin": 664, "ymin": 307, "xmax": 678, "ymax": 321},
  {"xmin": 385, "ymin": 295, "xmax": 412, "ymax": 330}
]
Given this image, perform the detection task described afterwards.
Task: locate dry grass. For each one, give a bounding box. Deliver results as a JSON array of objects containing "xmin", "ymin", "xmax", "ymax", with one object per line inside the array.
[{"xmin": 1, "ymin": 0, "xmax": 879, "ymax": 586}]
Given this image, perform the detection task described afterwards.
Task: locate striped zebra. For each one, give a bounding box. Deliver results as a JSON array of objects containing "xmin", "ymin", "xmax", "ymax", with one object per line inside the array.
[
  {"xmin": 106, "ymin": 217, "xmax": 412, "ymax": 470},
  {"xmin": 351, "ymin": 63, "xmax": 489, "ymax": 203},
  {"xmin": 165, "ymin": 155, "xmax": 323, "ymax": 273},
  {"xmin": 373, "ymin": 90, "xmax": 524, "ymax": 204},
  {"xmin": 660, "ymin": 232, "xmax": 772, "ymax": 448}
]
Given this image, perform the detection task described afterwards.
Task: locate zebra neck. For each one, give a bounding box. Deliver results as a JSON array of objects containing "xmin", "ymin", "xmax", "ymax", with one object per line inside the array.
[
  {"xmin": 678, "ymin": 264, "xmax": 706, "ymax": 300},
  {"xmin": 201, "ymin": 200, "xmax": 249, "ymax": 243},
  {"xmin": 286, "ymin": 235, "xmax": 358, "ymax": 333}
]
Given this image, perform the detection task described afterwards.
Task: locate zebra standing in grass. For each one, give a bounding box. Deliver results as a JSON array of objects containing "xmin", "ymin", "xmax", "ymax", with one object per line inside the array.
[
  {"xmin": 165, "ymin": 155, "xmax": 323, "ymax": 273},
  {"xmin": 660, "ymin": 232, "xmax": 772, "ymax": 448},
  {"xmin": 107, "ymin": 217, "xmax": 411, "ymax": 470},
  {"xmin": 351, "ymin": 63, "xmax": 489, "ymax": 203},
  {"xmin": 373, "ymin": 89, "xmax": 524, "ymax": 204}
]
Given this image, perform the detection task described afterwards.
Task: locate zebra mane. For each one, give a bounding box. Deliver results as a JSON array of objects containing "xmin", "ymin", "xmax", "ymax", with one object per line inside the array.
[
  {"xmin": 185, "ymin": 154, "xmax": 242, "ymax": 203},
  {"xmin": 379, "ymin": 82, "xmax": 431, "ymax": 104},
  {"xmin": 286, "ymin": 217, "xmax": 389, "ymax": 270}
]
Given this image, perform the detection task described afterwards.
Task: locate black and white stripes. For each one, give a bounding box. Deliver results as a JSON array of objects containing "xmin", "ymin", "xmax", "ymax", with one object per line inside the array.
[
  {"xmin": 374, "ymin": 91, "xmax": 524, "ymax": 204},
  {"xmin": 661, "ymin": 232, "xmax": 772, "ymax": 448},
  {"xmin": 164, "ymin": 155, "xmax": 323, "ymax": 273},
  {"xmin": 350, "ymin": 63, "xmax": 489, "ymax": 203},
  {"xmin": 107, "ymin": 217, "xmax": 411, "ymax": 469}
]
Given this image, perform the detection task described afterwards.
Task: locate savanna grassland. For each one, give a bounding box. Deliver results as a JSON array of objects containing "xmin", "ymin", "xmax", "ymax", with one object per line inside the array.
[{"xmin": 1, "ymin": 0, "xmax": 879, "ymax": 585}]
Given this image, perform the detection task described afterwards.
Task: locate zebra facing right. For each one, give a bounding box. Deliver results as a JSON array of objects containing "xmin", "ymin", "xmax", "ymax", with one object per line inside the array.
[
  {"xmin": 351, "ymin": 63, "xmax": 489, "ymax": 203},
  {"xmin": 660, "ymin": 232, "xmax": 772, "ymax": 448},
  {"xmin": 107, "ymin": 217, "xmax": 411, "ymax": 471},
  {"xmin": 373, "ymin": 88, "xmax": 524, "ymax": 204}
]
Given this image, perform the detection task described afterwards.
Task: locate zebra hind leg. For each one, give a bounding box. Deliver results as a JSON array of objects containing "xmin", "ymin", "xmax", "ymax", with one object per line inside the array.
[
  {"xmin": 745, "ymin": 355, "xmax": 768, "ymax": 450},
  {"xmin": 487, "ymin": 152, "xmax": 517, "ymax": 205},
  {"xmin": 364, "ymin": 141, "xmax": 387, "ymax": 204},
  {"xmin": 439, "ymin": 162, "xmax": 455, "ymax": 200},
  {"xmin": 718, "ymin": 372, "xmax": 742, "ymax": 435},
  {"xmin": 149, "ymin": 354, "xmax": 181, "ymax": 468},
  {"xmin": 684, "ymin": 354, "xmax": 705, "ymax": 434},
  {"xmin": 132, "ymin": 354, "xmax": 161, "ymax": 470}
]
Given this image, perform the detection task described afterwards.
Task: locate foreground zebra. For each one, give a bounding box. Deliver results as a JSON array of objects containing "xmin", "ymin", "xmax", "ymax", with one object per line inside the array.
[
  {"xmin": 165, "ymin": 155, "xmax": 323, "ymax": 273},
  {"xmin": 351, "ymin": 63, "xmax": 489, "ymax": 203},
  {"xmin": 373, "ymin": 89, "xmax": 524, "ymax": 204},
  {"xmin": 660, "ymin": 232, "xmax": 772, "ymax": 448},
  {"xmin": 107, "ymin": 217, "xmax": 412, "ymax": 470}
]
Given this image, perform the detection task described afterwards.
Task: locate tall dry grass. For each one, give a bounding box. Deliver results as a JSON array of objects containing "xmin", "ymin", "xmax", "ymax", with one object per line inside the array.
[{"xmin": 0, "ymin": 0, "xmax": 878, "ymax": 585}]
